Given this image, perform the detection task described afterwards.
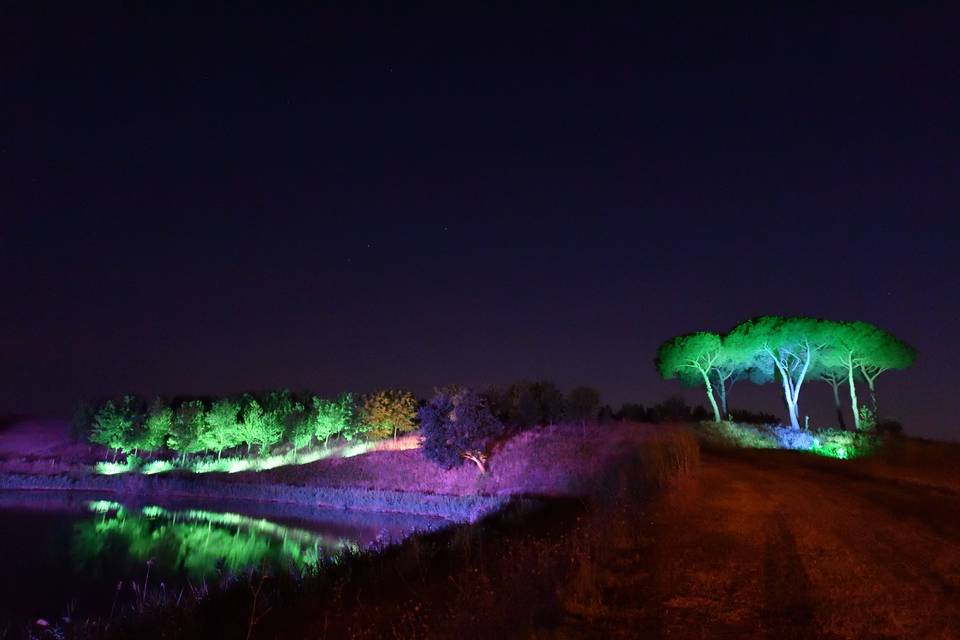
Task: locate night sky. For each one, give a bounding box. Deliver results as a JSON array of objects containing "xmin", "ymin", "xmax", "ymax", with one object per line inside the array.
[{"xmin": 2, "ymin": 6, "xmax": 958, "ymax": 440}]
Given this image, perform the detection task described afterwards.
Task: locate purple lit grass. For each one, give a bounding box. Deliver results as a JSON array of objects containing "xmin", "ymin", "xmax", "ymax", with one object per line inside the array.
[{"xmin": 220, "ymin": 422, "xmax": 684, "ymax": 497}]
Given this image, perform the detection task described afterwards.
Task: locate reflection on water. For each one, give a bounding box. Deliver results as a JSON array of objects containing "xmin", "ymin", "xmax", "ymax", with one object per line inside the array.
[
  {"xmin": 73, "ymin": 500, "xmax": 360, "ymax": 578},
  {"xmin": 0, "ymin": 491, "xmax": 447, "ymax": 622}
]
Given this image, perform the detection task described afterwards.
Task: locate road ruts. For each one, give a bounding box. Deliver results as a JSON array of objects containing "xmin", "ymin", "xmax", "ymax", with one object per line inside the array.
[{"xmin": 549, "ymin": 448, "xmax": 960, "ymax": 640}]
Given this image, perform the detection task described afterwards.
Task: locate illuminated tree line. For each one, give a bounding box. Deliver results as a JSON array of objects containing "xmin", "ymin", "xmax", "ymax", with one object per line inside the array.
[
  {"xmin": 656, "ymin": 316, "xmax": 915, "ymax": 430},
  {"xmin": 85, "ymin": 389, "xmax": 418, "ymax": 461}
]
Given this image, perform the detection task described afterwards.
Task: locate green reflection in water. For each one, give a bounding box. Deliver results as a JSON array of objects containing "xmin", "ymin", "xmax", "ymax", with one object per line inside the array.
[{"xmin": 73, "ymin": 501, "xmax": 359, "ymax": 578}]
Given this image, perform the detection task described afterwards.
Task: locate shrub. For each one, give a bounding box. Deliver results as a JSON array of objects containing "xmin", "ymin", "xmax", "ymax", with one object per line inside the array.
[
  {"xmin": 772, "ymin": 426, "xmax": 817, "ymax": 450},
  {"xmin": 419, "ymin": 387, "xmax": 504, "ymax": 471},
  {"xmin": 142, "ymin": 459, "xmax": 175, "ymax": 475},
  {"xmin": 695, "ymin": 421, "xmax": 777, "ymax": 449},
  {"xmin": 812, "ymin": 429, "xmax": 879, "ymax": 459},
  {"xmin": 95, "ymin": 454, "xmax": 142, "ymax": 475},
  {"xmin": 727, "ymin": 408, "xmax": 780, "ymax": 425},
  {"xmin": 857, "ymin": 405, "xmax": 877, "ymax": 432},
  {"xmin": 876, "ymin": 419, "xmax": 903, "ymax": 435}
]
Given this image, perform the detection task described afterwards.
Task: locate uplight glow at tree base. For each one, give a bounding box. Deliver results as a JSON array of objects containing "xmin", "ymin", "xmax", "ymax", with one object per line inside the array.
[
  {"xmin": 93, "ymin": 439, "xmax": 401, "ymax": 475},
  {"xmin": 697, "ymin": 421, "xmax": 878, "ymax": 459}
]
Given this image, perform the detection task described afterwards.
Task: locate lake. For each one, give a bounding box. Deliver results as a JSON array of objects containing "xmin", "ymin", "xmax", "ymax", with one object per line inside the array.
[{"xmin": 0, "ymin": 491, "xmax": 448, "ymax": 624}]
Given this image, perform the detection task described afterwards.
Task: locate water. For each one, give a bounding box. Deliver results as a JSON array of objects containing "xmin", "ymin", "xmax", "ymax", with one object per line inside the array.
[{"xmin": 0, "ymin": 491, "xmax": 447, "ymax": 624}]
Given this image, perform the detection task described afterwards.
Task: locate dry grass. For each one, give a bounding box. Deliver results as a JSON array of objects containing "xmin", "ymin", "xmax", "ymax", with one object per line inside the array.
[{"xmin": 223, "ymin": 422, "xmax": 676, "ymax": 498}]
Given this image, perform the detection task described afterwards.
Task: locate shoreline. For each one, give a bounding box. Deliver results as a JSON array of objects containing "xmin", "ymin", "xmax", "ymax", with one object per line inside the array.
[{"xmin": 0, "ymin": 471, "xmax": 510, "ymax": 522}]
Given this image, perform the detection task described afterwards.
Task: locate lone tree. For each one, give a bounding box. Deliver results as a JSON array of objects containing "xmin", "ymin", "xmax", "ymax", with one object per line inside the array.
[
  {"xmin": 419, "ymin": 387, "xmax": 504, "ymax": 472},
  {"xmin": 655, "ymin": 332, "xmax": 725, "ymax": 422}
]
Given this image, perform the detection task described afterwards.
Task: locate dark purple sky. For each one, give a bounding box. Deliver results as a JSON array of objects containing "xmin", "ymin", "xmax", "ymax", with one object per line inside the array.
[{"xmin": 2, "ymin": 6, "xmax": 958, "ymax": 440}]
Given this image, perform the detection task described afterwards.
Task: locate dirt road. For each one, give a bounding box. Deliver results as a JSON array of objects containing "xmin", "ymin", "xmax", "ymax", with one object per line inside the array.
[{"xmin": 565, "ymin": 448, "xmax": 960, "ymax": 639}]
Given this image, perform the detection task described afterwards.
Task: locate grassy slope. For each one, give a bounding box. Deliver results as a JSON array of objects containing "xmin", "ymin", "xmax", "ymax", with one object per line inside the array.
[
  {"xmin": 0, "ymin": 420, "xmax": 689, "ymax": 525},
  {"xmin": 219, "ymin": 422, "xmax": 669, "ymax": 497}
]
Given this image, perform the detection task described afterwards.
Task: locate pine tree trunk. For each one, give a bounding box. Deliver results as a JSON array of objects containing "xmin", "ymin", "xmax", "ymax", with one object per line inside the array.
[
  {"xmin": 831, "ymin": 381, "xmax": 846, "ymax": 430},
  {"xmin": 700, "ymin": 371, "xmax": 722, "ymax": 422},
  {"xmin": 780, "ymin": 374, "xmax": 800, "ymax": 429},
  {"xmin": 718, "ymin": 382, "xmax": 728, "ymax": 420},
  {"xmin": 868, "ymin": 379, "xmax": 879, "ymax": 418},
  {"xmin": 786, "ymin": 400, "xmax": 800, "ymax": 430},
  {"xmin": 847, "ymin": 359, "xmax": 861, "ymax": 430}
]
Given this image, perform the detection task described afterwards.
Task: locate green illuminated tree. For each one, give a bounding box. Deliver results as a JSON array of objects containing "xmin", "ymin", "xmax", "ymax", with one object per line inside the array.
[
  {"xmin": 168, "ymin": 400, "xmax": 206, "ymax": 461},
  {"xmin": 655, "ymin": 332, "xmax": 724, "ymax": 422},
  {"xmin": 856, "ymin": 330, "xmax": 915, "ymax": 418},
  {"xmin": 708, "ymin": 335, "xmax": 770, "ymax": 420},
  {"xmin": 240, "ymin": 395, "xmax": 284, "ymax": 456},
  {"xmin": 261, "ymin": 390, "xmax": 295, "ymax": 453},
  {"xmin": 359, "ymin": 389, "xmax": 418, "ymax": 440},
  {"xmin": 90, "ymin": 396, "xmax": 139, "ymax": 459},
  {"xmin": 199, "ymin": 398, "xmax": 241, "ymax": 458},
  {"xmin": 289, "ymin": 409, "xmax": 314, "ymax": 453},
  {"xmin": 727, "ymin": 317, "xmax": 828, "ymax": 429},
  {"xmin": 820, "ymin": 321, "xmax": 915, "ymax": 430},
  {"xmin": 284, "ymin": 398, "xmax": 313, "ymax": 454},
  {"xmin": 140, "ymin": 398, "xmax": 172, "ymax": 452},
  {"xmin": 237, "ymin": 395, "xmax": 264, "ymax": 454},
  {"xmin": 312, "ymin": 393, "xmax": 353, "ymax": 445}
]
